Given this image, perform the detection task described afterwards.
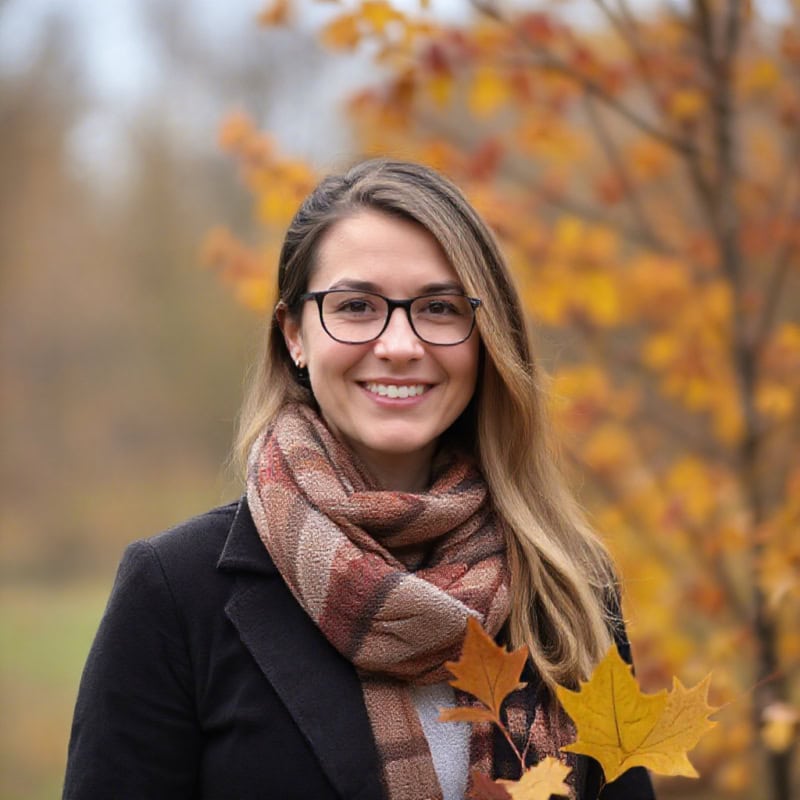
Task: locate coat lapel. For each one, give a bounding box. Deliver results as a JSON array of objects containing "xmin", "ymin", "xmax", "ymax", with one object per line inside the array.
[{"xmin": 218, "ymin": 499, "xmax": 384, "ymax": 800}]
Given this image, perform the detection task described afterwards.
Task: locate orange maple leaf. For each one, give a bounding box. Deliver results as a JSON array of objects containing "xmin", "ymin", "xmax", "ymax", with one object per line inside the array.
[
  {"xmin": 556, "ymin": 646, "xmax": 717, "ymax": 783},
  {"xmin": 440, "ymin": 616, "xmax": 528, "ymax": 726}
]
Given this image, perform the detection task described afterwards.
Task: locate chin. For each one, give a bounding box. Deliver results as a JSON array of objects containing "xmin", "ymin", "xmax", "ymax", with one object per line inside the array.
[
  {"xmin": 364, "ymin": 437, "xmax": 434, "ymax": 457},
  {"xmin": 360, "ymin": 427, "xmax": 440, "ymax": 457}
]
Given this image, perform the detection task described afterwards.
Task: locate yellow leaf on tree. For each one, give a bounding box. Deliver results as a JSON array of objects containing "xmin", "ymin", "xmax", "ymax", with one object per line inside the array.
[
  {"xmin": 740, "ymin": 57, "xmax": 780, "ymax": 94},
  {"xmin": 557, "ymin": 646, "xmax": 717, "ymax": 783},
  {"xmin": 234, "ymin": 277, "xmax": 273, "ymax": 312},
  {"xmin": 666, "ymin": 458, "xmax": 716, "ymax": 525},
  {"xmin": 361, "ymin": 0, "xmax": 404, "ymax": 34},
  {"xmin": 762, "ymin": 703, "xmax": 800, "ymax": 753},
  {"xmin": 440, "ymin": 616, "xmax": 527, "ymax": 725},
  {"xmin": 258, "ymin": 188, "xmax": 301, "ymax": 225},
  {"xmin": 321, "ymin": 14, "xmax": 362, "ymax": 50},
  {"xmin": 525, "ymin": 277, "xmax": 570, "ymax": 326},
  {"xmin": 582, "ymin": 424, "xmax": 636, "ymax": 473},
  {"xmin": 427, "ymin": 72, "xmax": 454, "ymax": 108},
  {"xmin": 551, "ymin": 216, "xmax": 584, "ymax": 260},
  {"xmin": 756, "ymin": 381, "xmax": 795, "ymax": 420},
  {"xmin": 629, "ymin": 138, "xmax": 672, "ymax": 181},
  {"xmin": 642, "ymin": 331, "xmax": 680, "ymax": 370},
  {"xmin": 257, "ymin": 0, "xmax": 291, "ymax": 27},
  {"xmin": 469, "ymin": 67, "xmax": 510, "ymax": 118},
  {"xmin": 668, "ymin": 89, "xmax": 705, "ymax": 122},
  {"xmin": 579, "ymin": 272, "xmax": 622, "ymax": 326},
  {"xmin": 500, "ymin": 757, "xmax": 572, "ymax": 800}
]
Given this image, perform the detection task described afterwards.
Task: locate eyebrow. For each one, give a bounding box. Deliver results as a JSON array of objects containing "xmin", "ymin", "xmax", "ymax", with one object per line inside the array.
[{"xmin": 326, "ymin": 279, "xmax": 465, "ymax": 294}]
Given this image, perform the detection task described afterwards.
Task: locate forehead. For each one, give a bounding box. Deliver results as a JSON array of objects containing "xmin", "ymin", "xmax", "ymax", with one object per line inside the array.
[{"xmin": 309, "ymin": 209, "xmax": 461, "ymax": 293}]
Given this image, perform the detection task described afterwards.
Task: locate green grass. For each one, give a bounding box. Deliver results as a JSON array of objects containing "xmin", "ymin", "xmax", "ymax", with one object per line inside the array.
[{"xmin": 0, "ymin": 580, "xmax": 110, "ymax": 800}]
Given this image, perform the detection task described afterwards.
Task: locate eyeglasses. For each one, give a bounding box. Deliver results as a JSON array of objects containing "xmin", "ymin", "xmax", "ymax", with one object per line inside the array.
[{"xmin": 299, "ymin": 289, "xmax": 482, "ymax": 346}]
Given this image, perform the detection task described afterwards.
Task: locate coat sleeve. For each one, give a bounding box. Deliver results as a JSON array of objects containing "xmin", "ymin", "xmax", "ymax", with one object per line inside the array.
[{"xmin": 63, "ymin": 540, "xmax": 202, "ymax": 799}]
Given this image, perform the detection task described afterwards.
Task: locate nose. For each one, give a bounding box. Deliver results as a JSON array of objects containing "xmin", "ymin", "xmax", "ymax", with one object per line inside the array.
[{"xmin": 372, "ymin": 307, "xmax": 425, "ymax": 360}]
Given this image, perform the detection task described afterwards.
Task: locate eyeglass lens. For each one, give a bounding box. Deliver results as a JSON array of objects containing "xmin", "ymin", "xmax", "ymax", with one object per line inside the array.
[{"xmin": 319, "ymin": 291, "xmax": 475, "ymax": 345}]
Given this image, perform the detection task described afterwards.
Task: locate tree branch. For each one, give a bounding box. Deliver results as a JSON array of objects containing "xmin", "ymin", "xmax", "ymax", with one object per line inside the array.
[
  {"xmin": 503, "ymin": 158, "xmax": 678, "ymax": 256},
  {"xmin": 470, "ymin": 0, "xmax": 701, "ymax": 158}
]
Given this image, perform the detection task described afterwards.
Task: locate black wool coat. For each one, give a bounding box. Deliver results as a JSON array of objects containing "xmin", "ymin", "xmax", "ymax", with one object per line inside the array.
[{"xmin": 64, "ymin": 498, "xmax": 655, "ymax": 800}]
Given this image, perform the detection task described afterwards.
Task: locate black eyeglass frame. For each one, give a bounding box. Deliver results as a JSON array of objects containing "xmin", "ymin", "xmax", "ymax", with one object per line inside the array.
[{"xmin": 299, "ymin": 290, "xmax": 482, "ymax": 346}]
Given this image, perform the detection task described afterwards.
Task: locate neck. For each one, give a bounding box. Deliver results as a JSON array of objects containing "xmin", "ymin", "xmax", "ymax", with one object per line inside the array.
[{"xmin": 354, "ymin": 446, "xmax": 436, "ymax": 493}]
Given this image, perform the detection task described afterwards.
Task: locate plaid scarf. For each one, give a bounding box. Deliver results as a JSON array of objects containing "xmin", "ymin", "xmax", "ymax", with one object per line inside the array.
[{"xmin": 247, "ymin": 403, "xmax": 575, "ymax": 799}]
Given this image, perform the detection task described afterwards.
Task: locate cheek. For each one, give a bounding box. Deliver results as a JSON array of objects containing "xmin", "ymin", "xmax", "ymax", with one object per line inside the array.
[{"xmin": 307, "ymin": 341, "xmax": 367, "ymax": 390}]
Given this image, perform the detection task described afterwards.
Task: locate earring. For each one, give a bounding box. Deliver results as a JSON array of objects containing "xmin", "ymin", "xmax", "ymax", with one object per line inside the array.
[{"xmin": 292, "ymin": 354, "xmax": 310, "ymax": 388}]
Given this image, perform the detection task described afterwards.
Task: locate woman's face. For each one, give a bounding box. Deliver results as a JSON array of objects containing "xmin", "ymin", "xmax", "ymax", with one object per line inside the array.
[{"xmin": 281, "ymin": 209, "xmax": 480, "ymax": 490}]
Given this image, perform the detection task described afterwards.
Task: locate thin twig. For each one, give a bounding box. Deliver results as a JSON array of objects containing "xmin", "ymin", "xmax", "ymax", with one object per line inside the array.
[
  {"xmin": 582, "ymin": 94, "xmax": 670, "ymax": 254},
  {"xmin": 470, "ymin": 0, "xmax": 701, "ymax": 158}
]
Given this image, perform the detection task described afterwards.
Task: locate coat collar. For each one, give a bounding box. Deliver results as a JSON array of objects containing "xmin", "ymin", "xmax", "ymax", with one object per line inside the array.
[
  {"xmin": 217, "ymin": 495, "xmax": 278, "ymax": 576},
  {"xmin": 218, "ymin": 497, "xmax": 384, "ymax": 800}
]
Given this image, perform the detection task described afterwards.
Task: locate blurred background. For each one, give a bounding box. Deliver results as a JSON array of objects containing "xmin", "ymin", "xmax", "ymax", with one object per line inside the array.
[
  {"xmin": 0, "ymin": 1, "xmax": 363, "ymax": 795},
  {"xmin": 1, "ymin": 1, "xmax": 798, "ymax": 798}
]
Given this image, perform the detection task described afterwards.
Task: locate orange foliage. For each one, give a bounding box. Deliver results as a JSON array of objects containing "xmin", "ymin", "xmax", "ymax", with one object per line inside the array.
[{"xmin": 211, "ymin": 2, "xmax": 800, "ymax": 796}]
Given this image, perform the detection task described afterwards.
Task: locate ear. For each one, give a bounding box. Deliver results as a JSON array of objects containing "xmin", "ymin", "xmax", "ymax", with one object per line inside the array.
[{"xmin": 276, "ymin": 302, "xmax": 305, "ymax": 367}]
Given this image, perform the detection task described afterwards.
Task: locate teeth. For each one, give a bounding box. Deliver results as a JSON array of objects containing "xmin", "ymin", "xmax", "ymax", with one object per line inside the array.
[{"xmin": 365, "ymin": 383, "xmax": 427, "ymax": 398}]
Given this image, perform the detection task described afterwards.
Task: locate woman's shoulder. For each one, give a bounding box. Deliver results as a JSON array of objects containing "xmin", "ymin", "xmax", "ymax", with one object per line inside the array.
[
  {"xmin": 145, "ymin": 499, "xmax": 241, "ymax": 560},
  {"xmin": 116, "ymin": 499, "xmax": 244, "ymax": 601}
]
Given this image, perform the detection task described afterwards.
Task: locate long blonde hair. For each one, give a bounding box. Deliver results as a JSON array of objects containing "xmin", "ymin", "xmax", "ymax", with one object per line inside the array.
[{"xmin": 235, "ymin": 159, "xmax": 616, "ymax": 689}]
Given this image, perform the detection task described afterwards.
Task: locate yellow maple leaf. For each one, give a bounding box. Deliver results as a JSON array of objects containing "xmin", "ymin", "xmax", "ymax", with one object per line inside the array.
[
  {"xmin": 635, "ymin": 675, "xmax": 718, "ymax": 776},
  {"xmin": 557, "ymin": 647, "xmax": 717, "ymax": 783},
  {"xmin": 500, "ymin": 757, "xmax": 572, "ymax": 799},
  {"xmin": 440, "ymin": 616, "xmax": 527, "ymax": 725}
]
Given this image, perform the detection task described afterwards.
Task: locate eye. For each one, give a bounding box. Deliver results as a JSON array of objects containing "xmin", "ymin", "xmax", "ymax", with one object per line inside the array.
[
  {"xmin": 418, "ymin": 296, "xmax": 464, "ymax": 316},
  {"xmin": 326, "ymin": 292, "xmax": 383, "ymax": 317},
  {"xmin": 340, "ymin": 299, "xmax": 370, "ymax": 313}
]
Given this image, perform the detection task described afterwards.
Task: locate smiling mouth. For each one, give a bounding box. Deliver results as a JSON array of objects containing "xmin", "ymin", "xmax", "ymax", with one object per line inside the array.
[{"xmin": 363, "ymin": 382, "xmax": 429, "ymax": 399}]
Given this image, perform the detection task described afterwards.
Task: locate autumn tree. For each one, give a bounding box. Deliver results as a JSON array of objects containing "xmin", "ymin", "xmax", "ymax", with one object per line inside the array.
[{"xmin": 208, "ymin": 1, "xmax": 800, "ymax": 797}]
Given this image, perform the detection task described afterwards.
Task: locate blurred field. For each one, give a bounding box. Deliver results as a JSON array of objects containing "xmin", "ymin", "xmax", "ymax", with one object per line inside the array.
[
  {"xmin": 0, "ymin": 581, "xmax": 755, "ymax": 800},
  {"xmin": 0, "ymin": 581, "xmax": 110, "ymax": 800}
]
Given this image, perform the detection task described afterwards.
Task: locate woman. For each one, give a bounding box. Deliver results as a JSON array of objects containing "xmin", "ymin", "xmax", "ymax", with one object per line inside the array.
[{"xmin": 64, "ymin": 159, "xmax": 654, "ymax": 799}]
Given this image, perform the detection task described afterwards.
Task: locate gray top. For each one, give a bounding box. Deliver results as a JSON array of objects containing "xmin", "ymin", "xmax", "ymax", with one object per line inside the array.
[{"xmin": 411, "ymin": 682, "xmax": 470, "ymax": 800}]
